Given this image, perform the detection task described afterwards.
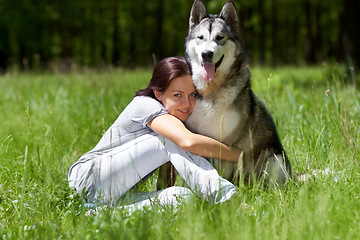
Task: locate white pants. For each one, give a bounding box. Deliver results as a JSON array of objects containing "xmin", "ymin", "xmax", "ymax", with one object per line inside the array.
[{"xmin": 68, "ymin": 133, "xmax": 237, "ymax": 206}]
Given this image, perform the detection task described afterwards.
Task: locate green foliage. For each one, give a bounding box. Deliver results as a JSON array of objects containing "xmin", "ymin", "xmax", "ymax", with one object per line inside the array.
[
  {"xmin": 0, "ymin": 0, "xmax": 356, "ymax": 71},
  {"xmin": 0, "ymin": 66, "xmax": 359, "ymax": 239}
]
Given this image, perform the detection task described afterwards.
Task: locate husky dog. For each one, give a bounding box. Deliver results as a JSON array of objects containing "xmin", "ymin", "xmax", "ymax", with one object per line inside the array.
[{"xmin": 185, "ymin": 0, "xmax": 292, "ymax": 185}]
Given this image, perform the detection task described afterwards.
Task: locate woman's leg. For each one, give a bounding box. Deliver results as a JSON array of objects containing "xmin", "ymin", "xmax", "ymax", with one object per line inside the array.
[
  {"xmin": 120, "ymin": 186, "xmax": 193, "ymax": 214},
  {"xmin": 161, "ymin": 137, "xmax": 237, "ymax": 204},
  {"xmin": 68, "ymin": 133, "xmax": 237, "ymax": 205},
  {"xmin": 69, "ymin": 133, "xmax": 169, "ymax": 205}
]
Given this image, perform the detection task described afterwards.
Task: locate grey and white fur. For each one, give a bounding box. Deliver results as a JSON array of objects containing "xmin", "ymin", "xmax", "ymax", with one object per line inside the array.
[{"xmin": 185, "ymin": 0, "xmax": 292, "ymax": 186}]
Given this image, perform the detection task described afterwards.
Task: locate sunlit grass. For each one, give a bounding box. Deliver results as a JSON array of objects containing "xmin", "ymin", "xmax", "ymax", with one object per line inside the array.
[{"xmin": 0, "ymin": 65, "xmax": 359, "ymax": 239}]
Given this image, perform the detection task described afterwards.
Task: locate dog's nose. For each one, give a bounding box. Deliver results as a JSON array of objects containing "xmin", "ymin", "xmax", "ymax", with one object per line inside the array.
[{"xmin": 202, "ymin": 51, "xmax": 213, "ymax": 62}]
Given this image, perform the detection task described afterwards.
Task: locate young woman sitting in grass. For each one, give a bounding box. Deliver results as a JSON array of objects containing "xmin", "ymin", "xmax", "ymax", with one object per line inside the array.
[{"xmin": 68, "ymin": 56, "xmax": 242, "ymax": 207}]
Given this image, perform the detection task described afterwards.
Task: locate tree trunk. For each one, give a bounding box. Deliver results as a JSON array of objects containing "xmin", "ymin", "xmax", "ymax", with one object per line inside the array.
[
  {"xmin": 342, "ymin": 0, "xmax": 360, "ymax": 69},
  {"xmin": 153, "ymin": 0, "xmax": 164, "ymax": 62},
  {"xmin": 303, "ymin": 1, "xmax": 316, "ymax": 64},
  {"xmin": 111, "ymin": 0, "xmax": 120, "ymax": 66},
  {"xmin": 270, "ymin": 1, "xmax": 278, "ymax": 66},
  {"xmin": 258, "ymin": 0, "xmax": 265, "ymax": 65}
]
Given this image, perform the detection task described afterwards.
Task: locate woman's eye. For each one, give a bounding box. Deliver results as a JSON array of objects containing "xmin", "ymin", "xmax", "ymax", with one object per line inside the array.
[
  {"xmin": 174, "ymin": 94, "xmax": 181, "ymax": 97},
  {"xmin": 189, "ymin": 92, "xmax": 197, "ymax": 97}
]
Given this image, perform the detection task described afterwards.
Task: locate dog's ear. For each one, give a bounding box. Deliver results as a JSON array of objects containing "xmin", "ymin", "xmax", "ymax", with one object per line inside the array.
[
  {"xmin": 219, "ymin": 0, "xmax": 240, "ymax": 36},
  {"xmin": 189, "ymin": 0, "xmax": 207, "ymax": 32}
]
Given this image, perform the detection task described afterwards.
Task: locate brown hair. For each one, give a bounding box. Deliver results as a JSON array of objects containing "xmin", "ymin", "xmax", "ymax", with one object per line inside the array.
[{"xmin": 135, "ymin": 56, "xmax": 192, "ymax": 99}]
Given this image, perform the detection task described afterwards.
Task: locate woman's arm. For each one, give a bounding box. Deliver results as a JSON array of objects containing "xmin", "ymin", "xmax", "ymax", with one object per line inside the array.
[{"xmin": 147, "ymin": 114, "xmax": 242, "ymax": 162}]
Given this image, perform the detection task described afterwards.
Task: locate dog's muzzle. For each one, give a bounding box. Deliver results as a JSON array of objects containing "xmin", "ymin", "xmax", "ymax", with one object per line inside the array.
[
  {"xmin": 215, "ymin": 55, "xmax": 224, "ymax": 71},
  {"xmin": 201, "ymin": 54, "xmax": 224, "ymax": 82}
]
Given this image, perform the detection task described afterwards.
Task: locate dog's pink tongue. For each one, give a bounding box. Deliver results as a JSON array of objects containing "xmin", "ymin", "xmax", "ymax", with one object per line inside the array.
[{"xmin": 203, "ymin": 63, "xmax": 215, "ymax": 82}]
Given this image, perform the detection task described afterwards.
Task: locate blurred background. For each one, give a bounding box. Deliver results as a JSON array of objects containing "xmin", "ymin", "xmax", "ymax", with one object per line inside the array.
[{"xmin": 0, "ymin": 0, "xmax": 359, "ymax": 72}]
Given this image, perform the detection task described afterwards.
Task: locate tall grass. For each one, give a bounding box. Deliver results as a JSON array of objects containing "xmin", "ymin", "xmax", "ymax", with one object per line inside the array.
[{"xmin": 0, "ymin": 65, "xmax": 359, "ymax": 239}]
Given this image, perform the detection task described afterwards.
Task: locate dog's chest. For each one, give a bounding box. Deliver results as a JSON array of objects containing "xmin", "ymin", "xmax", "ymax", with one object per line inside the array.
[{"xmin": 186, "ymin": 98, "xmax": 240, "ymax": 142}]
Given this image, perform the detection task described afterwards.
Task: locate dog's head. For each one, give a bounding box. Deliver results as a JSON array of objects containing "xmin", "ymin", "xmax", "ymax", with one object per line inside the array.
[{"xmin": 186, "ymin": 0, "xmax": 245, "ymax": 89}]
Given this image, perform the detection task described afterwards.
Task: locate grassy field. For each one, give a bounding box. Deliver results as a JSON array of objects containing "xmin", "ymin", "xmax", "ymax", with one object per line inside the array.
[{"xmin": 0, "ymin": 64, "xmax": 359, "ymax": 239}]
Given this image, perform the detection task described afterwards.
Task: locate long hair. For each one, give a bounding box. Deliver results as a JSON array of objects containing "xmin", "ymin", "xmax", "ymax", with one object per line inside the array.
[{"xmin": 135, "ymin": 56, "xmax": 192, "ymax": 99}]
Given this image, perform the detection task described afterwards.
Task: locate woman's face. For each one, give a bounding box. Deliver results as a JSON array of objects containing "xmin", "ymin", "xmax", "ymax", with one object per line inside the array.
[{"xmin": 154, "ymin": 75, "xmax": 197, "ymax": 122}]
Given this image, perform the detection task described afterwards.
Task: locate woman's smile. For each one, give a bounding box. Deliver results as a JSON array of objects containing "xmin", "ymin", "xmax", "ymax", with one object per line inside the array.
[{"xmin": 154, "ymin": 75, "xmax": 197, "ymax": 122}]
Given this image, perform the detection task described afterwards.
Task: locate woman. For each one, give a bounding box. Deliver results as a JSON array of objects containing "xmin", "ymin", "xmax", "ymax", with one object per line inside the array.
[{"xmin": 68, "ymin": 57, "xmax": 242, "ymax": 207}]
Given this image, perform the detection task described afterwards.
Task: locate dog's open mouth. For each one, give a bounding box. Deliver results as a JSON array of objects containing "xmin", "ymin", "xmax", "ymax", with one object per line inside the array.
[{"xmin": 202, "ymin": 55, "xmax": 224, "ymax": 82}]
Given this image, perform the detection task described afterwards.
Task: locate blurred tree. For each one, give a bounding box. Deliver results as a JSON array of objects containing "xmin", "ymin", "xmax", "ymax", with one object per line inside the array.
[
  {"xmin": 0, "ymin": 0, "xmax": 358, "ymax": 71},
  {"xmin": 152, "ymin": 0, "xmax": 164, "ymax": 62},
  {"xmin": 342, "ymin": 0, "xmax": 360, "ymax": 68},
  {"xmin": 111, "ymin": 0, "xmax": 120, "ymax": 66}
]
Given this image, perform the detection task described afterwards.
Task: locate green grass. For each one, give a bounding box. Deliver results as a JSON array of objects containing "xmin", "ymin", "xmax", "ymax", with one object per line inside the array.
[{"xmin": 0, "ymin": 64, "xmax": 359, "ymax": 239}]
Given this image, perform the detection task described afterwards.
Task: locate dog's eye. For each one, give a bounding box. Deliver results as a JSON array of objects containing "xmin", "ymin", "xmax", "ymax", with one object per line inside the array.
[
  {"xmin": 197, "ymin": 35, "xmax": 204, "ymax": 40},
  {"xmin": 216, "ymin": 35, "xmax": 224, "ymax": 41}
]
